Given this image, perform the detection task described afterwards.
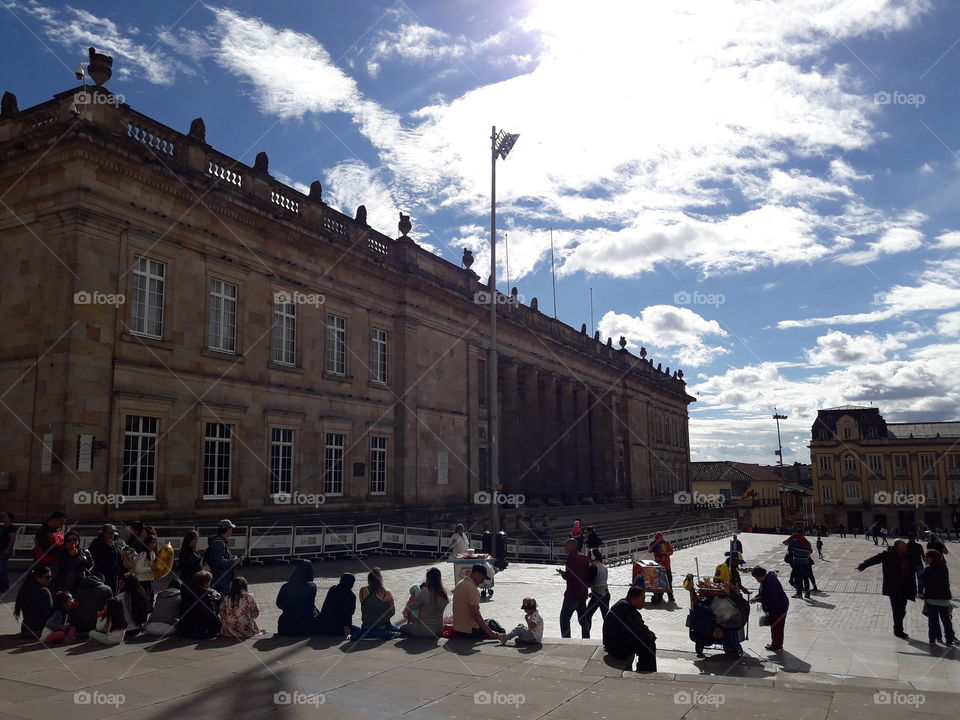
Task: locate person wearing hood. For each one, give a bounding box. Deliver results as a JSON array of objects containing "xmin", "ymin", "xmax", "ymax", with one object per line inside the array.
[
  {"xmin": 73, "ymin": 572, "xmax": 113, "ymax": 635},
  {"xmin": 857, "ymin": 539, "xmax": 917, "ymax": 639},
  {"xmin": 88, "ymin": 524, "xmax": 123, "ymax": 593},
  {"xmin": 206, "ymin": 520, "xmax": 239, "ymax": 596},
  {"xmin": 276, "ymin": 559, "xmax": 324, "ymax": 635},
  {"xmin": 53, "ymin": 529, "xmax": 94, "ymax": 594},
  {"xmin": 783, "ymin": 532, "xmax": 814, "ymax": 599},
  {"xmin": 144, "ymin": 580, "xmax": 182, "ymax": 636},
  {"xmin": 177, "ymin": 571, "xmax": 222, "ymax": 639},
  {"xmin": 318, "ymin": 573, "xmax": 361, "ymax": 639}
]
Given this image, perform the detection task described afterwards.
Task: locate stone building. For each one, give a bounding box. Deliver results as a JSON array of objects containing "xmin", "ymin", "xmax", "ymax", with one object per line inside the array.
[
  {"xmin": 689, "ymin": 461, "xmax": 783, "ymax": 530},
  {"xmin": 0, "ymin": 66, "xmax": 694, "ymax": 523},
  {"xmin": 810, "ymin": 406, "xmax": 960, "ymax": 533}
]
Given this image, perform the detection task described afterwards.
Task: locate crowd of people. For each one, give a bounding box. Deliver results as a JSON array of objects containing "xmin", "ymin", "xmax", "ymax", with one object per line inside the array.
[{"xmin": 4, "ymin": 513, "xmax": 956, "ymax": 678}]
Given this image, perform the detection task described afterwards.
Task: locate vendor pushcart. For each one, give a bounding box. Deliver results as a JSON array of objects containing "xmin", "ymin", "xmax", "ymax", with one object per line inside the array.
[
  {"xmin": 683, "ymin": 573, "xmax": 750, "ymax": 658},
  {"xmin": 450, "ymin": 553, "xmax": 496, "ymax": 598}
]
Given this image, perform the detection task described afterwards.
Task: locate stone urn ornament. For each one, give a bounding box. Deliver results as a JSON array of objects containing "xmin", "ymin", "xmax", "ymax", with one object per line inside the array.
[
  {"xmin": 462, "ymin": 248, "xmax": 474, "ymax": 269},
  {"xmin": 398, "ymin": 212, "xmax": 412, "ymax": 237},
  {"xmin": 87, "ymin": 47, "xmax": 113, "ymax": 86}
]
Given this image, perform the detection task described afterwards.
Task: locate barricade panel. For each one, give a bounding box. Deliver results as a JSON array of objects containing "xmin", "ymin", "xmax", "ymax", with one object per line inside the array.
[
  {"xmin": 380, "ymin": 524, "xmax": 405, "ymax": 553},
  {"xmin": 292, "ymin": 526, "xmax": 324, "ymax": 556},
  {"xmin": 405, "ymin": 527, "xmax": 440, "ymax": 556},
  {"xmin": 355, "ymin": 523, "xmax": 380, "ymax": 554},
  {"xmin": 247, "ymin": 526, "xmax": 294, "ymax": 559},
  {"xmin": 323, "ymin": 525, "xmax": 355, "ymax": 555}
]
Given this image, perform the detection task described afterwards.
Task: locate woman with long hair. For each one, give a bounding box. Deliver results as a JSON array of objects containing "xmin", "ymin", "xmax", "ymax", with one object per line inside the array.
[
  {"xmin": 354, "ymin": 570, "xmax": 399, "ymax": 640},
  {"xmin": 399, "ymin": 567, "xmax": 449, "ymax": 638},
  {"xmin": 219, "ymin": 576, "xmax": 263, "ymax": 639},
  {"xmin": 178, "ymin": 530, "xmax": 202, "ymax": 587},
  {"xmin": 88, "ymin": 597, "xmax": 127, "ymax": 645},
  {"xmin": 921, "ymin": 549, "xmax": 958, "ymax": 645},
  {"xmin": 14, "ymin": 565, "xmax": 53, "ymax": 637}
]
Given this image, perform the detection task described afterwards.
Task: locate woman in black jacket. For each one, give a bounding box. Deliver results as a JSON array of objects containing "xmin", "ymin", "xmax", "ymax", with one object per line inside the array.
[
  {"xmin": 178, "ymin": 530, "xmax": 203, "ymax": 588},
  {"xmin": 920, "ymin": 550, "xmax": 957, "ymax": 645},
  {"xmin": 177, "ymin": 570, "xmax": 223, "ymax": 639},
  {"xmin": 276, "ymin": 560, "xmax": 323, "ymax": 635},
  {"xmin": 14, "ymin": 566, "xmax": 54, "ymax": 637},
  {"xmin": 54, "ymin": 530, "xmax": 94, "ymax": 593},
  {"xmin": 857, "ymin": 540, "xmax": 917, "ymax": 638}
]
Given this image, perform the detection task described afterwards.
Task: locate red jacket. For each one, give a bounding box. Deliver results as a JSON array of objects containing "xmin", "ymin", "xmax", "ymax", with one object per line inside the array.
[{"xmin": 562, "ymin": 551, "xmax": 591, "ymax": 600}]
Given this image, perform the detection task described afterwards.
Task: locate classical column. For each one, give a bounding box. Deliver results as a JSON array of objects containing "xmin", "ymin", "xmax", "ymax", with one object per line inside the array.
[
  {"xmin": 539, "ymin": 372, "xmax": 561, "ymax": 499},
  {"xmin": 501, "ymin": 359, "xmax": 520, "ymax": 493},
  {"xmin": 518, "ymin": 364, "xmax": 541, "ymax": 498},
  {"xmin": 573, "ymin": 384, "xmax": 593, "ymax": 494},
  {"xmin": 558, "ymin": 377, "xmax": 577, "ymax": 498},
  {"xmin": 590, "ymin": 385, "xmax": 617, "ymax": 498}
]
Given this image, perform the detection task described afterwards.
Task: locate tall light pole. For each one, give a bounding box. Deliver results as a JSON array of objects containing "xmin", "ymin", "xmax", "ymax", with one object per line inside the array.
[
  {"xmin": 489, "ymin": 126, "xmax": 519, "ymax": 534},
  {"xmin": 773, "ymin": 411, "xmax": 788, "ymax": 479}
]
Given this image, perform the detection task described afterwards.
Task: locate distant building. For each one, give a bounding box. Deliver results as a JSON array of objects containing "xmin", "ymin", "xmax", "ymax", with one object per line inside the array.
[
  {"xmin": 689, "ymin": 461, "xmax": 783, "ymax": 530},
  {"xmin": 810, "ymin": 406, "xmax": 960, "ymax": 534},
  {"xmin": 778, "ymin": 481, "xmax": 812, "ymax": 528},
  {"xmin": 0, "ymin": 61, "xmax": 695, "ymax": 522},
  {"xmin": 762, "ymin": 462, "xmax": 812, "ymax": 488}
]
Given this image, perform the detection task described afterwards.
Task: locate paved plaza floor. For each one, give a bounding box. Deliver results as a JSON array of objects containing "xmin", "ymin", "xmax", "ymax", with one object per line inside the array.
[{"xmin": 0, "ymin": 532, "xmax": 958, "ymax": 718}]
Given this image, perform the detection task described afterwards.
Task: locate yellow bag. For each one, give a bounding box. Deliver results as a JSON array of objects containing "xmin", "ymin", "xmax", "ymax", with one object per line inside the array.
[{"xmin": 152, "ymin": 542, "xmax": 174, "ymax": 580}]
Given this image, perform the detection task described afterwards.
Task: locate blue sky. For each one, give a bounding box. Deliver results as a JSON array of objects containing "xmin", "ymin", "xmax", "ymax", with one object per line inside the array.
[{"xmin": 3, "ymin": 0, "xmax": 960, "ymax": 465}]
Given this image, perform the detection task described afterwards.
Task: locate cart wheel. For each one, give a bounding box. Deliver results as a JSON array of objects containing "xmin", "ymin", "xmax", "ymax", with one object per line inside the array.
[{"xmin": 488, "ymin": 589, "xmax": 494, "ymax": 597}]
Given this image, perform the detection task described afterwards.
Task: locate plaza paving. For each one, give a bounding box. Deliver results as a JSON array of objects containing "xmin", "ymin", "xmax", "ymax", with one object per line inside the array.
[{"xmin": 0, "ymin": 532, "xmax": 958, "ymax": 718}]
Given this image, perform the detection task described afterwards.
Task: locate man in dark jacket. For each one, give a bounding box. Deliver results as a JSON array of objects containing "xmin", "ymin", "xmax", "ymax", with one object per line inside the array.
[
  {"xmin": 750, "ymin": 566, "xmax": 789, "ymax": 651},
  {"xmin": 857, "ymin": 540, "xmax": 916, "ymax": 638},
  {"xmin": 88, "ymin": 524, "xmax": 123, "ymax": 592},
  {"xmin": 906, "ymin": 534, "xmax": 925, "ymax": 593},
  {"xmin": 206, "ymin": 519, "xmax": 239, "ymax": 596},
  {"xmin": 73, "ymin": 572, "xmax": 113, "ymax": 634},
  {"xmin": 603, "ymin": 586, "xmax": 657, "ymax": 672},
  {"xmin": 557, "ymin": 538, "xmax": 590, "ymax": 638}
]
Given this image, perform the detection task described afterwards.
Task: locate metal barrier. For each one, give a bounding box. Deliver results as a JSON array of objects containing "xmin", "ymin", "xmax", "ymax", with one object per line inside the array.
[
  {"xmin": 355, "ymin": 523, "xmax": 380, "ymax": 557},
  {"xmin": 197, "ymin": 526, "xmax": 249, "ymax": 555},
  {"xmin": 248, "ymin": 526, "xmax": 294, "ymax": 562},
  {"xmin": 322, "ymin": 525, "xmax": 355, "ymax": 556},
  {"xmin": 405, "ymin": 527, "xmax": 440, "ymax": 557},
  {"xmin": 291, "ymin": 526, "xmax": 324, "ymax": 560},
  {"xmin": 380, "ymin": 524, "xmax": 405, "ymax": 555}
]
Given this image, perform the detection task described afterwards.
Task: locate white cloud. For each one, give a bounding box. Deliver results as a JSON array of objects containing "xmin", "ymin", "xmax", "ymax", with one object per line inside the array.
[
  {"xmin": 805, "ymin": 330, "xmax": 908, "ymax": 366},
  {"xmin": 935, "ymin": 230, "xmax": 960, "ymax": 248},
  {"xmin": 598, "ymin": 306, "xmax": 729, "ymax": 367},
  {"xmin": 835, "ymin": 226, "xmax": 924, "ymax": 265}
]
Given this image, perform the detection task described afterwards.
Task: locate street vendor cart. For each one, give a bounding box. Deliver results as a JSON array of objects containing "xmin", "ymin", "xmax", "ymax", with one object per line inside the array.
[
  {"xmin": 449, "ymin": 553, "xmax": 496, "ymax": 598},
  {"xmin": 683, "ymin": 573, "xmax": 750, "ymax": 658}
]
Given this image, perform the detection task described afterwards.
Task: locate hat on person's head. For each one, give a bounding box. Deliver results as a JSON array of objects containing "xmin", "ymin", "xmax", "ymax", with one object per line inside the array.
[
  {"xmin": 217, "ymin": 519, "xmax": 236, "ymax": 531},
  {"xmin": 655, "ymin": 531, "xmax": 664, "ymax": 540},
  {"xmin": 471, "ymin": 563, "xmax": 489, "ymax": 578},
  {"xmin": 100, "ymin": 523, "xmax": 118, "ymax": 535}
]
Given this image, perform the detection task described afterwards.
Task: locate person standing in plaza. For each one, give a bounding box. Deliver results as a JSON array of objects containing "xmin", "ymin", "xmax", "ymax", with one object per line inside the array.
[
  {"xmin": 602, "ymin": 585, "xmax": 657, "ymax": 672},
  {"xmin": 879, "ymin": 526, "xmax": 890, "ymax": 546},
  {"xmin": 857, "ymin": 539, "xmax": 916, "ymax": 639},
  {"xmin": 815, "ymin": 536, "xmax": 824, "ymax": 559},
  {"xmin": 558, "ymin": 538, "xmax": 590, "ymax": 638},
  {"xmin": 448, "ymin": 523, "xmax": 470, "ymax": 558},
  {"xmin": 784, "ymin": 532, "xmax": 813, "ymax": 598},
  {"xmin": 647, "ymin": 531, "xmax": 676, "ymax": 602},
  {"xmin": 906, "ymin": 533, "xmax": 925, "ymax": 594},
  {"xmin": 88, "ymin": 524, "xmax": 123, "ymax": 593},
  {"xmin": 920, "ymin": 549, "xmax": 957, "ymax": 646},
  {"xmin": 750, "ymin": 566, "xmax": 789, "ymax": 652},
  {"xmin": 582, "ymin": 549, "xmax": 610, "ymax": 637},
  {"xmin": 571, "ymin": 520, "xmax": 585, "ymax": 552},
  {"xmin": 927, "ymin": 534, "xmax": 949, "ymax": 557},
  {"xmin": 0, "ymin": 512, "xmax": 17, "ymax": 594},
  {"xmin": 837, "ymin": 522, "xmax": 845, "ymax": 538},
  {"xmin": 586, "ymin": 526, "xmax": 603, "ymax": 553}
]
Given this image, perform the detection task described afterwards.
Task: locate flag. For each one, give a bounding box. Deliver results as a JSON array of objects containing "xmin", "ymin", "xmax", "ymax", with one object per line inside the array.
[{"xmin": 740, "ymin": 488, "xmax": 756, "ymax": 500}]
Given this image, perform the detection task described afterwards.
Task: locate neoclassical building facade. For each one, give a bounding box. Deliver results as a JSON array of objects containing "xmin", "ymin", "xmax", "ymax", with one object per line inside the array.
[{"xmin": 0, "ymin": 69, "xmax": 694, "ymax": 522}]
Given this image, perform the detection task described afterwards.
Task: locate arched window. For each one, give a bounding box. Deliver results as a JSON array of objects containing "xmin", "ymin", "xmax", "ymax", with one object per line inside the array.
[{"xmin": 844, "ymin": 455, "xmax": 857, "ymax": 475}]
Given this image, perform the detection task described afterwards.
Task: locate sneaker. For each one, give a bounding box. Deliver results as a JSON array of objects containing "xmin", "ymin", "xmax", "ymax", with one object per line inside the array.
[
  {"xmin": 894, "ymin": 630, "xmax": 909, "ymax": 639},
  {"xmin": 765, "ymin": 644, "xmax": 783, "ymax": 652},
  {"xmin": 929, "ymin": 638, "xmax": 939, "ymax": 645}
]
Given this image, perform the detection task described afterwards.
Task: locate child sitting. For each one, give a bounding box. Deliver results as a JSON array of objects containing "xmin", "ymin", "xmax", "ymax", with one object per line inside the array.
[
  {"xmin": 42, "ymin": 591, "xmax": 78, "ymax": 643},
  {"xmin": 402, "ymin": 583, "xmax": 425, "ymax": 623},
  {"xmin": 499, "ymin": 597, "xmax": 543, "ymax": 646},
  {"xmin": 88, "ymin": 598, "xmax": 127, "ymax": 645},
  {"xmin": 219, "ymin": 577, "xmax": 264, "ymax": 640}
]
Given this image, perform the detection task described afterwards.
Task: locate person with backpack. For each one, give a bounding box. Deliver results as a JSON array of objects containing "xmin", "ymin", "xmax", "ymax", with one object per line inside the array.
[
  {"xmin": 32, "ymin": 511, "xmax": 66, "ymax": 569},
  {"xmin": 784, "ymin": 532, "xmax": 813, "ymax": 599},
  {"xmin": 206, "ymin": 520, "xmax": 239, "ymax": 596}
]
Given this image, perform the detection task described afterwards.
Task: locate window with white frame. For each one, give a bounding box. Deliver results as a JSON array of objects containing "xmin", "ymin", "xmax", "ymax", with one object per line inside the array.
[
  {"xmin": 843, "ymin": 455, "xmax": 857, "ymax": 476},
  {"xmin": 868, "ymin": 454, "xmax": 883, "ymax": 477},
  {"xmin": 919, "ymin": 453, "xmax": 935, "ymax": 476},
  {"xmin": 269, "ymin": 428, "xmax": 294, "ymax": 496},
  {"xmin": 893, "ymin": 454, "xmax": 909, "ymax": 476},
  {"xmin": 208, "ymin": 278, "xmax": 237, "ymax": 353},
  {"xmin": 203, "ymin": 423, "xmax": 232, "ymax": 498},
  {"xmin": 369, "ymin": 436, "xmax": 387, "ymax": 495},
  {"xmin": 121, "ymin": 415, "xmax": 157, "ymax": 498},
  {"xmin": 370, "ymin": 328, "xmax": 387, "ymax": 384},
  {"xmin": 821, "ymin": 484, "xmax": 834, "ymax": 502},
  {"xmin": 949, "ymin": 454, "xmax": 960, "ymax": 476},
  {"xmin": 326, "ymin": 315, "xmax": 346, "ymax": 375},
  {"xmin": 272, "ymin": 298, "xmax": 296, "ymax": 365},
  {"xmin": 131, "ymin": 256, "xmax": 165, "ymax": 337},
  {"xmin": 324, "ymin": 432, "xmax": 345, "ymax": 495},
  {"xmin": 925, "ymin": 481, "xmax": 938, "ymax": 501},
  {"xmin": 896, "ymin": 482, "xmax": 909, "ymax": 497},
  {"xmin": 844, "ymin": 482, "xmax": 861, "ymax": 501},
  {"xmin": 817, "ymin": 455, "xmax": 833, "ymax": 475}
]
